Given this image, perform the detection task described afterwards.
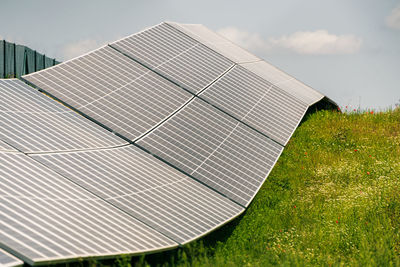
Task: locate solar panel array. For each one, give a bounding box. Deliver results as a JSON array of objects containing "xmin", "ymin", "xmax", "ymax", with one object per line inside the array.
[
  {"xmin": 0, "ymin": 21, "xmax": 334, "ymax": 265},
  {"xmin": 0, "ymin": 79, "xmax": 245, "ymax": 264}
]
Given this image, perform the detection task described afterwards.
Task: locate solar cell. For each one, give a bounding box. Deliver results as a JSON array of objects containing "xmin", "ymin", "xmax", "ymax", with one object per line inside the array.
[
  {"xmin": 0, "ymin": 248, "xmax": 23, "ymax": 267},
  {"xmin": 241, "ymin": 60, "xmax": 324, "ymax": 105},
  {"xmin": 166, "ymin": 22, "xmax": 260, "ymax": 64},
  {"xmin": 33, "ymin": 145, "xmax": 244, "ymax": 244},
  {"xmin": 0, "ymin": 150, "xmax": 177, "ymax": 265},
  {"xmin": 22, "ymin": 46, "xmax": 192, "ymax": 141},
  {"xmin": 137, "ymin": 98, "xmax": 284, "ymax": 207},
  {"xmin": 0, "ymin": 79, "xmax": 126, "ymax": 153},
  {"xmin": 110, "ymin": 23, "xmax": 234, "ymax": 94},
  {"xmin": 199, "ymin": 65, "xmax": 308, "ymax": 145}
]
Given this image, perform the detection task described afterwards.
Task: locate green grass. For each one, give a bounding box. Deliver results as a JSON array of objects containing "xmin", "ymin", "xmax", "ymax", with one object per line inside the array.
[{"xmin": 69, "ymin": 108, "xmax": 400, "ymax": 267}]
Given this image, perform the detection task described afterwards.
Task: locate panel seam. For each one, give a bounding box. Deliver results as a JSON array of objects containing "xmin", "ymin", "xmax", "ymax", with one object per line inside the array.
[{"xmin": 25, "ymin": 143, "xmax": 131, "ymax": 156}]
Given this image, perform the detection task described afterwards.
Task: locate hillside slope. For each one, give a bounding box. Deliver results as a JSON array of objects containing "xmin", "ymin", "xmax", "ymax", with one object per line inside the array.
[{"xmin": 136, "ymin": 108, "xmax": 400, "ymax": 266}]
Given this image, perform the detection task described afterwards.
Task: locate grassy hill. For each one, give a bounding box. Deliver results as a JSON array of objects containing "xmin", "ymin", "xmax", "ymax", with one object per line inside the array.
[{"xmin": 128, "ymin": 108, "xmax": 400, "ymax": 267}]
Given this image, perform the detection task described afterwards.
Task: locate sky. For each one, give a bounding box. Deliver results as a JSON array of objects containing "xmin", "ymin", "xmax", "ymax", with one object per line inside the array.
[{"xmin": 1, "ymin": 0, "xmax": 399, "ymax": 109}]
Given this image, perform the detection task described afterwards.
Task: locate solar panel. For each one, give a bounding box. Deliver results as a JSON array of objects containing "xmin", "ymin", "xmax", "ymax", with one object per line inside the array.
[
  {"xmin": 110, "ymin": 23, "xmax": 234, "ymax": 94},
  {"xmin": 166, "ymin": 22, "xmax": 260, "ymax": 64},
  {"xmin": 137, "ymin": 98, "xmax": 284, "ymax": 207},
  {"xmin": 0, "ymin": 248, "xmax": 23, "ymax": 267},
  {"xmin": 0, "ymin": 79, "xmax": 126, "ymax": 153},
  {"xmin": 22, "ymin": 46, "xmax": 192, "ymax": 141},
  {"xmin": 0, "ymin": 149, "xmax": 177, "ymax": 265},
  {"xmin": 32, "ymin": 145, "xmax": 244, "ymax": 244},
  {"xmin": 241, "ymin": 60, "xmax": 324, "ymax": 105},
  {"xmin": 199, "ymin": 65, "xmax": 308, "ymax": 145}
]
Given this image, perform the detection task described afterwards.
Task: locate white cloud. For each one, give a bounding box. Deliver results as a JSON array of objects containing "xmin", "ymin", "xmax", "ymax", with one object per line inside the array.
[
  {"xmin": 269, "ymin": 30, "xmax": 362, "ymax": 55},
  {"xmin": 217, "ymin": 27, "xmax": 362, "ymax": 55},
  {"xmin": 62, "ymin": 39, "xmax": 106, "ymax": 60},
  {"xmin": 386, "ymin": 5, "xmax": 400, "ymax": 29},
  {"xmin": 217, "ymin": 27, "xmax": 267, "ymax": 51}
]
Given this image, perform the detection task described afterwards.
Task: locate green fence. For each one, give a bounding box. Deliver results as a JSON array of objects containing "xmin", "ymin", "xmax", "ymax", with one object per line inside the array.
[{"xmin": 0, "ymin": 40, "xmax": 60, "ymax": 78}]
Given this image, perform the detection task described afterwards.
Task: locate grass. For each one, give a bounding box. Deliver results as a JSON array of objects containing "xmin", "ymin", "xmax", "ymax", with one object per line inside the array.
[{"xmin": 67, "ymin": 108, "xmax": 400, "ymax": 267}]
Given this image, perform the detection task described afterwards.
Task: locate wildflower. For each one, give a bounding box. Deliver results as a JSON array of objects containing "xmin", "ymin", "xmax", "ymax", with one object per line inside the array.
[
  {"xmin": 304, "ymin": 152, "xmax": 308, "ymax": 155},
  {"xmin": 370, "ymin": 111, "xmax": 374, "ymax": 114},
  {"xmin": 367, "ymin": 171, "xmax": 370, "ymax": 175},
  {"xmin": 353, "ymin": 109, "xmax": 356, "ymax": 111},
  {"xmin": 345, "ymin": 106, "xmax": 348, "ymax": 109},
  {"xmin": 354, "ymin": 149, "xmax": 358, "ymax": 152},
  {"xmin": 336, "ymin": 220, "xmax": 339, "ymax": 224},
  {"xmin": 293, "ymin": 205, "xmax": 296, "ymax": 209}
]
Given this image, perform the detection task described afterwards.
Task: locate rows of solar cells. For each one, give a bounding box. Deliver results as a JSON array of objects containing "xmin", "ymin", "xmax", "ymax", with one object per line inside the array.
[
  {"xmin": 0, "ymin": 22, "xmax": 334, "ymax": 265},
  {"xmin": 0, "ymin": 147, "xmax": 177, "ymax": 265},
  {"xmin": 0, "ymin": 79, "xmax": 243, "ymax": 264},
  {"xmin": 137, "ymin": 98, "xmax": 283, "ymax": 206},
  {"xmin": 0, "ymin": 79, "xmax": 126, "ymax": 153}
]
